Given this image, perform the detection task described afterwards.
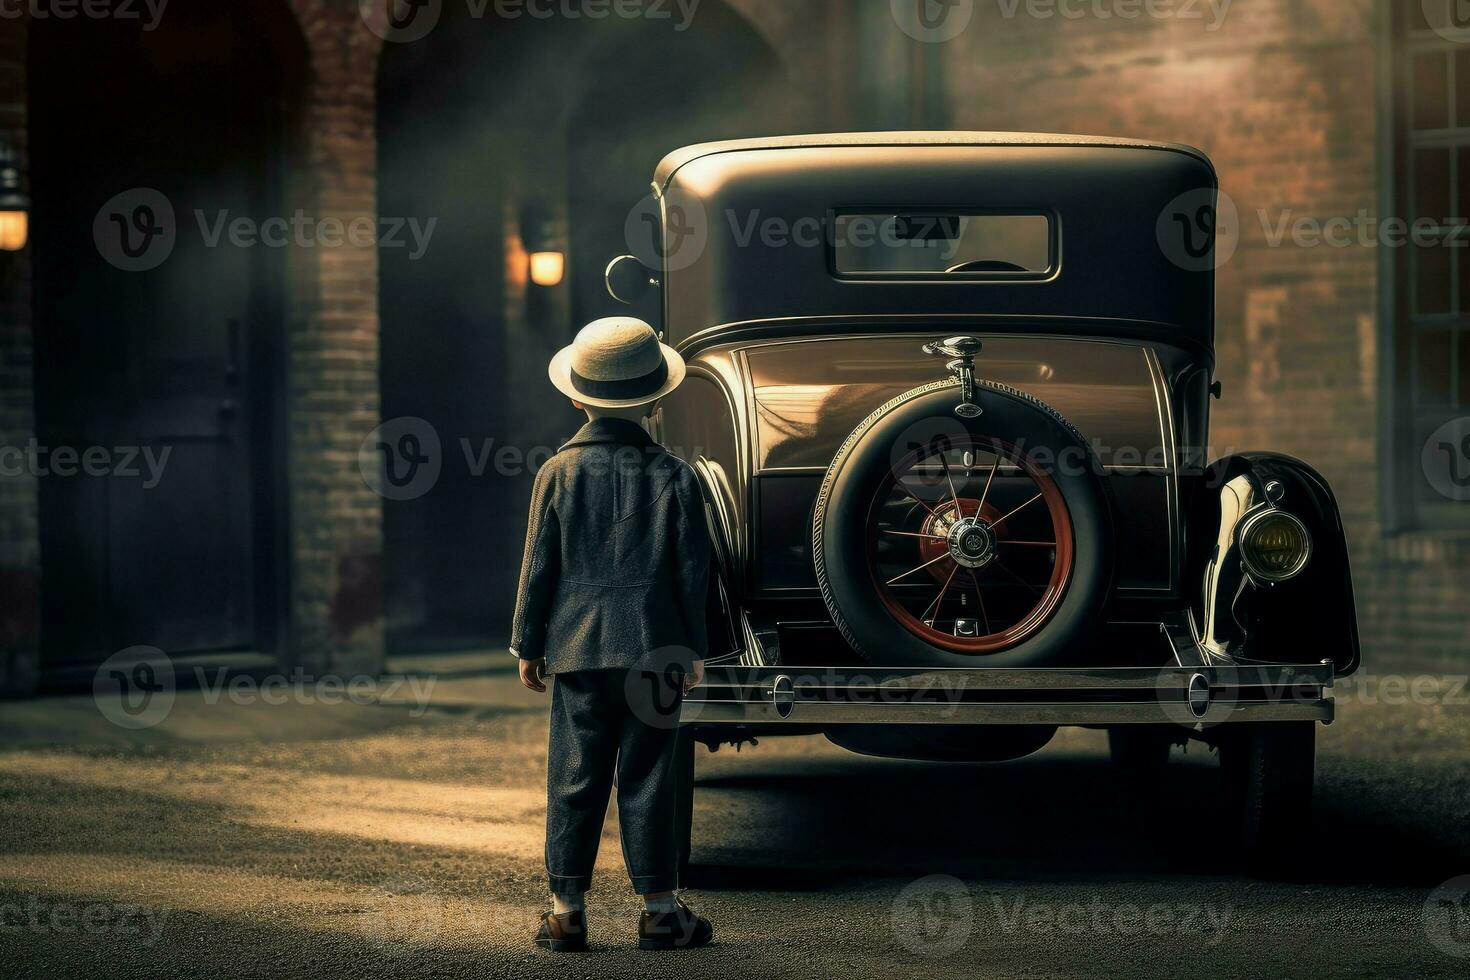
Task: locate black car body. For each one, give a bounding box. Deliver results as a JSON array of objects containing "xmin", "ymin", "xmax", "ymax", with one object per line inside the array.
[{"xmin": 605, "ymin": 132, "xmax": 1359, "ymax": 869}]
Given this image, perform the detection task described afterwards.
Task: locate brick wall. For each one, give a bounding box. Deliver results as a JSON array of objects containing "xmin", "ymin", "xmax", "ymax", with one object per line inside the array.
[
  {"xmin": 939, "ymin": 0, "xmax": 1469, "ymax": 667},
  {"xmin": 281, "ymin": 0, "xmax": 386, "ymax": 674},
  {"xmin": 0, "ymin": 15, "xmax": 38, "ymax": 696},
  {"xmin": 6, "ymin": 0, "xmax": 1454, "ymax": 679}
]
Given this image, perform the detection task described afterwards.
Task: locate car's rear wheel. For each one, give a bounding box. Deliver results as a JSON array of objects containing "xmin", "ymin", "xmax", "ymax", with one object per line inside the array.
[
  {"xmin": 813, "ymin": 378, "xmax": 1113, "ymax": 668},
  {"xmin": 1219, "ymin": 722, "xmax": 1315, "ymax": 874}
]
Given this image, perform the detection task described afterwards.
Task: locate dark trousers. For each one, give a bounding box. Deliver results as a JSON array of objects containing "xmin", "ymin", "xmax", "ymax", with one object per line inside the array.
[{"xmin": 545, "ymin": 668, "xmax": 684, "ymax": 896}]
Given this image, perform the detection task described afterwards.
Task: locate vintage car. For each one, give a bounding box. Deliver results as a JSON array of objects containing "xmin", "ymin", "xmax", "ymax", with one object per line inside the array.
[{"xmin": 603, "ymin": 132, "xmax": 1359, "ymax": 873}]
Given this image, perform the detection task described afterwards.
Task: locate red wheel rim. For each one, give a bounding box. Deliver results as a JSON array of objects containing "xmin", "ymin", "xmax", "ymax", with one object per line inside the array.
[{"xmin": 864, "ymin": 435, "xmax": 1075, "ymax": 655}]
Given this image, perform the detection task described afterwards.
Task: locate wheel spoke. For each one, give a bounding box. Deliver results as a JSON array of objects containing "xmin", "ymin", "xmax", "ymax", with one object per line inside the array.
[
  {"xmin": 992, "ymin": 491, "xmax": 1043, "ymax": 529},
  {"xmin": 939, "ymin": 452, "xmax": 963, "ymax": 519},
  {"xmin": 885, "ymin": 552, "xmax": 950, "ymax": 586},
  {"xmin": 968, "ymin": 570, "xmax": 992, "ymax": 635},
  {"xmin": 976, "ymin": 449, "xmax": 1001, "ymax": 514},
  {"xmin": 999, "ymin": 540, "xmax": 1056, "ymax": 547},
  {"xmin": 882, "ymin": 529, "xmax": 947, "ymax": 541},
  {"xmin": 922, "ymin": 563, "xmax": 959, "ymax": 624},
  {"xmin": 989, "ymin": 558, "xmax": 1042, "ymax": 595},
  {"xmin": 892, "ymin": 475, "xmax": 938, "ymax": 516}
]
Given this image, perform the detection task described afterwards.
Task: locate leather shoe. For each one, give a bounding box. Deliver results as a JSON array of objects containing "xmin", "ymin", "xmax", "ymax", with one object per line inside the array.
[
  {"xmin": 638, "ymin": 899, "xmax": 713, "ymax": 951},
  {"xmin": 534, "ymin": 909, "xmax": 588, "ymax": 953}
]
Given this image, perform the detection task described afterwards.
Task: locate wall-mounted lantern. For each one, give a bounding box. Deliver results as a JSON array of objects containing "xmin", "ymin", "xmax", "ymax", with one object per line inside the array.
[
  {"xmin": 520, "ymin": 202, "xmax": 564, "ymax": 288},
  {"xmin": 0, "ymin": 136, "xmax": 28, "ymax": 253},
  {"xmin": 528, "ymin": 249, "xmax": 565, "ymax": 287}
]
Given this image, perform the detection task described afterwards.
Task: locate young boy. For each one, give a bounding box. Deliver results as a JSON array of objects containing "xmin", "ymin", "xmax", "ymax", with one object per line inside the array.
[{"xmin": 511, "ymin": 317, "xmax": 714, "ymax": 953}]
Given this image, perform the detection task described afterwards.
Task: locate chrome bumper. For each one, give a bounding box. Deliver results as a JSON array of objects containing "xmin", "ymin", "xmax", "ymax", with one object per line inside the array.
[{"xmin": 681, "ymin": 661, "xmax": 1335, "ymax": 728}]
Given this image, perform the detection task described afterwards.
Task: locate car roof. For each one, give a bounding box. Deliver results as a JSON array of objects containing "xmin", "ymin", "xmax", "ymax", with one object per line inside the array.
[
  {"xmin": 654, "ymin": 131, "xmax": 1213, "ymax": 189},
  {"xmin": 650, "ymin": 132, "xmax": 1219, "ymax": 355}
]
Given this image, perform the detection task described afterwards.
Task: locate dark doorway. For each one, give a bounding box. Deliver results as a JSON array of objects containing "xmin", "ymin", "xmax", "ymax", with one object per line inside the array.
[
  {"xmin": 29, "ymin": 3, "xmax": 306, "ymax": 667},
  {"xmin": 377, "ymin": 5, "xmax": 792, "ymax": 653}
]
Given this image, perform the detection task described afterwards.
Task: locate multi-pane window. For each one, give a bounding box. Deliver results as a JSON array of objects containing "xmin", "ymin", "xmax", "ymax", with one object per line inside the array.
[{"xmin": 1390, "ymin": 3, "xmax": 1470, "ymax": 529}]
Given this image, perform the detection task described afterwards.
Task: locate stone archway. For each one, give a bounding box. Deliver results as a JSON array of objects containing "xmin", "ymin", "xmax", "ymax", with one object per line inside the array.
[{"xmin": 374, "ymin": 1, "xmax": 795, "ymax": 652}]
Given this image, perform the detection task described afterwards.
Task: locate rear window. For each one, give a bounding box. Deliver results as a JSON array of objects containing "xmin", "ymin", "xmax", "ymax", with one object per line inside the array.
[{"xmin": 831, "ymin": 211, "xmax": 1054, "ymax": 278}]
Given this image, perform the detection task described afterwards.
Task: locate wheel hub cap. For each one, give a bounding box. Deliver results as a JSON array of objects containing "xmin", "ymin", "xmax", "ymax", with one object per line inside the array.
[{"xmin": 947, "ymin": 517, "xmax": 996, "ymax": 569}]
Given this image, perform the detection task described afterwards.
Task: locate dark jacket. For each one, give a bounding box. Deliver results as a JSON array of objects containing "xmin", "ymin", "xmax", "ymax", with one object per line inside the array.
[{"xmin": 509, "ymin": 417, "xmax": 711, "ymax": 674}]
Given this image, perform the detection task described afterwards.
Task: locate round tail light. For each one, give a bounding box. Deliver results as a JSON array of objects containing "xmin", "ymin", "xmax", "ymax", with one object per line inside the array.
[{"xmin": 1239, "ymin": 509, "xmax": 1312, "ymax": 583}]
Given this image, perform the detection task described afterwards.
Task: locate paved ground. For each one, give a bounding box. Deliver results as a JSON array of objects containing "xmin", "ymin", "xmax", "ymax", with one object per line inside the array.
[{"xmin": 1, "ymin": 651, "xmax": 1468, "ymax": 979}]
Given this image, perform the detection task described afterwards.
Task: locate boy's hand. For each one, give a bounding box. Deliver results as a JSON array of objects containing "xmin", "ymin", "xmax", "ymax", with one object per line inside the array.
[
  {"xmin": 683, "ymin": 660, "xmax": 705, "ymax": 695},
  {"xmin": 519, "ymin": 658, "xmax": 547, "ymax": 694}
]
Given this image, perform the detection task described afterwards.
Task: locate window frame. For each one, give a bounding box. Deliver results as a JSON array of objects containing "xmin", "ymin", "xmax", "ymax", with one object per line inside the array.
[{"xmin": 1379, "ymin": 0, "xmax": 1470, "ymax": 533}]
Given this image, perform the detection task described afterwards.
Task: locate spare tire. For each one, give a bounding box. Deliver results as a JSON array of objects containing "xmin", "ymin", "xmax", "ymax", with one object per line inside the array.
[{"xmin": 812, "ymin": 377, "xmax": 1113, "ymax": 668}]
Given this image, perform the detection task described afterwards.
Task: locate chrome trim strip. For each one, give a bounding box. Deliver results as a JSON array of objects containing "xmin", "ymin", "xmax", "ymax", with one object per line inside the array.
[
  {"xmin": 754, "ymin": 463, "xmax": 1172, "ymax": 476},
  {"xmin": 1144, "ymin": 346, "xmax": 1181, "ymax": 594},
  {"xmin": 685, "ymin": 699, "xmax": 1333, "ymax": 726},
  {"xmin": 694, "ymin": 662, "xmax": 1334, "ymax": 693}
]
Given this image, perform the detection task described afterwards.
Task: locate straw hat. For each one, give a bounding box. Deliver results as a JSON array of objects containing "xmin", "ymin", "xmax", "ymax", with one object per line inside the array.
[{"xmin": 548, "ymin": 317, "xmax": 687, "ymax": 409}]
